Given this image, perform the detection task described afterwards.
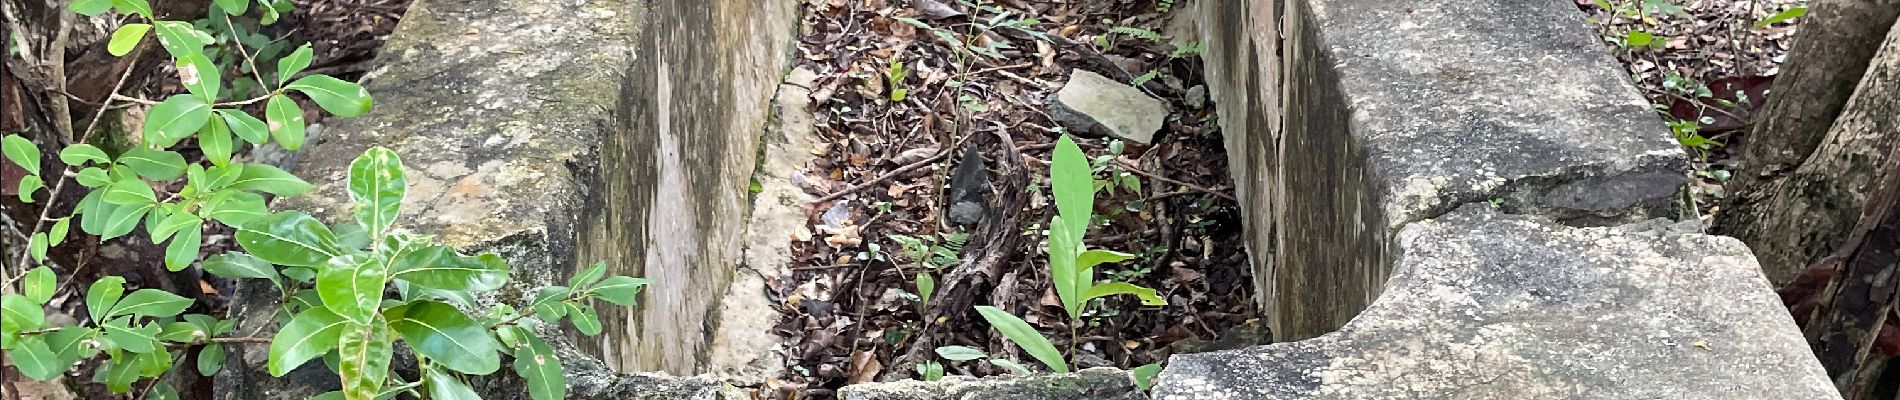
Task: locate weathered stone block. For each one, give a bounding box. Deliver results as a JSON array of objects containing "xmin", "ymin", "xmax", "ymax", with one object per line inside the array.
[
  {"xmin": 1154, "ymin": 208, "xmax": 1838, "ymax": 399},
  {"xmin": 839, "ymin": 368, "xmax": 1145, "ymax": 400},
  {"xmin": 216, "ymin": 0, "xmax": 801, "ymax": 397}
]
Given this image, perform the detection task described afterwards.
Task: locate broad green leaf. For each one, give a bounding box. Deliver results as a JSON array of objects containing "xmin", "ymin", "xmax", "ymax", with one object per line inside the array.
[
  {"xmin": 387, "ymin": 301, "xmax": 502, "ymax": 374},
  {"xmin": 316, "ymin": 254, "xmax": 386, "ymax": 324},
  {"xmin": 100, "ymin": 203, "xmax": 153, "ymax": 241},
  {"xmin": 278, "ymin": 44, "xmax": 314, "ymax": 85},
  {"xmin": 58, "ymin": 144, "xmax": 110, "ymax": 166},
  {"xmin": 9, "ymin": 336, "xmax": 64, "ymax": 380},
  {"xmin": 99, "ymin": 352, "xmax": 141, "ymax": 393},
  {"xmin": 201, "ymin": 115, "xmax": 234, "ymax": 166},
  {"xmin": 1755, "ymin": 6, "xmax": 1807, "ymax": 27},
  {"xmin": 268, "ymin": 307, "xmax": 350, "ymax": 376},
  {"xmin": 110, "ymin": 0, "xmax": 152, "ymax": 17},
  {"xmin": 109, "ymin": 289, "xmax": 194, "ymax": 319},
  {"xmin": 198, "ymin": 344, "xmax": 226, "ymax": 376},
  {"xmin": 1082, "ymin": 282, "xmax": 1165, "ymax": 306},
  {"xmin": 217, "ymin": 109, "xmax": 270, "ymax": 144},
  {"xmin": 568, "ymin": 302, "xmax": 601, "ymax": 336},
  {"xmin": 28, "ymin": 232, "xmax": 46, "ymax": 261},
  {"xmin": 24, "ymin": 266, "xmax": 56, "ymax": 304},
  {"xmin": 17, "ymin": 175, "xmax": 42, "ymax": 202},
  {"xmin": 136, "ymin": 345, "xmax": 171, "ymax": 375},
  {"xmin": 347, "ymin": 147, "xmax": 404, "ymax": 239},
  {"xmin": 202, "ymin": 253, "xmax": 280, "ymax": 286},
  {"xmin": 1132, "ymin": 363, "xmax": 1162, "ymax": 390},
  {"xmin": 2, "ymin": 134, "xmax": 38, "ymax": 176},
  {"xmin": 158, "ymin": 321, "xmax": 204, "ymax": 342},
  {"xmin": 591, "ymin": 276, "xmax": 650, "ymax": 306},
  {"xmin": 425, "ymin": 366, "xmax": 483, "ymax": 400},
  {"xmin": 215, "ymin": 0, "xmax": 248, "ymax": 15},
  {"xmin": 1051, "ymin": 135, "xmax": 1092, "ymax": 239},
  {"xmin": 11, "ymin": 328, "xmax": 87, "ymax": 380},
  {"xmin": 337, "ymin": 317, "xmax": 393, "ymax": 400},
  {"xmin": 165, "ymin": 222, "xmax": 203, "ymax": 271},
  {"xmin": 287, "ymin": 75, "xmax": 373, "ymax": 118},
  {"xmin": 934, "ymin": 345, "xmax": 987, "ymax": 361},
  {"xmin": 390, "ymin": 245, "xmax": 507, "ymax": 292},
  {"xmin": 101, "ymin": 319, "xmax": 161, "ymax": 353},
  {"xmin": 104, "ymin": 177, "xmax": 157, "ymax": 205},
  {"xmin": 87, "ymin": 276, "xmax": 127, "ymax": 322},
  {"xmin": 1048, "ymin": 215, "xmax": 1084, "ymax": 319},
  {"xmin": 528, "ymin": 286, "xmax": 571, "ymax": 322},
  {"xmin": 1, "ymin": 294, "xmax": 45, "ymax": 332},
  {"xmin": 150, "ymin": 384, "xmax": 180, "ymax": 400},
  {"xmin": 70, "ymin": 0, "xmax": 112, "ymax": 15},
  {"xmin": 230, "ymin": 163, "xmax": 312, "ymax": 196},
  {"xmin": 205, "ymin": 163, "xmax": 244, "ymax": 190},
  {"xmin": 990, "ymin": 358, "xmax": 1032, "ymax": 375},
  {"xmin": 176, "ymin": 53, "xmax": 222, "ymax": 102},
  {"xmin": 143, "ymin": 95, "xmax": 213, "ymax": 148},
  {"xmin": 17, "ymin": 175, "xmax": 42, "ymax": 203},
  {"xmin": 512, "ymin": 331, "xmax": 566, "ymax": 400},
  {"xmin": 1076, "ymin": 249, "xmax": 1135, "ymax": 271},
  {"xmin": 917, "ymin": 274, "xmax": 937, "ymax": 305},
  {"xmin": 333, "ymin": 222, "xmax": 372, "ymax": 250},
  {"xmin": 974, "ymin": 306, "xmax": 1067, "ymax": 373},
  {"xmin": 1626, "ymin": 31, "xmax": 1654, "ymax": 46},
  {"xmin": 202, "ymin": 190, "xmax": 269, "ymax": 227},
  {"xmin": 570, "ymin": 261, "xmax": 607, "ymax": 288},
  {"xmin": 150, "ymin": 210, "xmax": 200, "ymax": 244},
  {"xmin": 75, "ymin": 167, "xmax": 111, "ymax": 187},
  {"xmin": 118, "ymin": 148, "xmax": 188, "ymax": 180},
  {"xmin": 236, "ymin": 211, "xmax": 341, "ymax": 267},
  {"xmin": 266, "ymin": 95, "xmax": 306, "ymax": 150},
  {"xmin": 49, "ymin": 217, "xmax": 70, "ymax": 245},
  {"xmin": 151, "ymin": 21, "xmax": 204, "ymax": 57},
  {"xmin": 309, "ymin": 392, "xmax": 344, "ymax": 400}
]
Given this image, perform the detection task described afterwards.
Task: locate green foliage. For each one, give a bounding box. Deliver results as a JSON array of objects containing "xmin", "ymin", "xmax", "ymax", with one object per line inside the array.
[
  {"xmin": 973, "ymin": 134, "xmax": 1163, "ymax": 374},
  {"xmin": 1132, "ymin": 363, "xmax": 1162, "ymax": 391},
  {"xmin": 1754, "ymin": 5, "xmax": 1807, "ymax": 28},
  {"xmin": 886, "ymin": 56, "xmax": 910, "ymax": 102},
  {"xmin": 3, "ymin": 3, "xmax": 651, "ymax": 399}
]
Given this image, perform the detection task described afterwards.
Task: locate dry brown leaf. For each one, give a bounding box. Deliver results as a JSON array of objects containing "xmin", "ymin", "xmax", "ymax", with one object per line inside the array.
[{"xmin": 848, "ymin": 351, "xmax": 883, "ymax": 384}]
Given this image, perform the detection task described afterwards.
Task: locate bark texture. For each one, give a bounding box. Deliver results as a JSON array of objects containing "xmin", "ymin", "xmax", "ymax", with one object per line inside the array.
[{"xmin": 1716, "ymin": 0, "xmax": 1900, "ymax": 284}]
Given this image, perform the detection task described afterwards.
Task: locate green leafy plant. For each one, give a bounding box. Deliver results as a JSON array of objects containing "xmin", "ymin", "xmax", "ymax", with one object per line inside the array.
[
  {"xmin": 973, "ymin": 134, "xmax": 1165, "ymax": 374},
  {"xmin": 886, "ymin": 56, "xmax": 910, "ymax": 102},
  {"xmin": 1754, "ymin": 5, "xmax": 1807, "ymax": 28},
  {"xmin": 890, "ymin": 232, "xmax": 965, "ymax": 309},
  {"xmin": 2, "ymin": 2, "xmax": 649, "ymax": 399}
]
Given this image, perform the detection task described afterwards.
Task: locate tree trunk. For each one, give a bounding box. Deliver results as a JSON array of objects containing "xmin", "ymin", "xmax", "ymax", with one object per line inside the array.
[
  {"xmin": 1735, "ymin": 15, "xmax": 1900, "ymax": 400},
  {"xmin": 1713, "ymin": 0, "xmax": 1900, "ymax": 285}
]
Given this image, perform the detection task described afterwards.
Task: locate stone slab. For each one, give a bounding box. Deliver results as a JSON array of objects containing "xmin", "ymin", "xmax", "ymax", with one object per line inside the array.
[
  {"xmin": 1154, "ymin": 208, "xmax": 1839, "ymax": 399},
  {"xmin": 839, "ymin": 367, "xmax": 1145, "ymax": 400}
]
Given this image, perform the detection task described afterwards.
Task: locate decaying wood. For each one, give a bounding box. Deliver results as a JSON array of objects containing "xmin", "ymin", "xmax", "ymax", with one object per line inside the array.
[
  {"xmin": 1715, "ymin": 0, "xmax": 1900, "ymax": 284},
  {"xmin": 884, "ymin": 128, "xmax": 1031, "ymax": 380}
]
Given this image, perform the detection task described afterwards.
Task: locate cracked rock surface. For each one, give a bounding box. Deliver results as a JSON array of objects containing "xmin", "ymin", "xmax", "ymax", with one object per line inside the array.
[{"xmin": 1154, "ymin": 208, "xmax": 1837, "ymax": 399}]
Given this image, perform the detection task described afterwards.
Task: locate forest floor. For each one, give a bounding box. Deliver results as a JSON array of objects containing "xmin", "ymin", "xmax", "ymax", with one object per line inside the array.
[
  {"xmin": 767, "ymin": 0, "xmax": 1256, "ymax": 398},
  {"xmin": 1575, "ymin": 0, "xmax": 1802, "ymax": 220}
]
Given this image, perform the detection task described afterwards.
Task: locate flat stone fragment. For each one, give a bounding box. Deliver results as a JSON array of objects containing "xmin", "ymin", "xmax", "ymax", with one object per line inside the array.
[
  {"xmin": 839, "ymin": 367, "xmax": 1145, "ymax": 400},
  {"xmin": 1048, "ymin": 70, "xmax": 1169, "ymax": 144},
  {"xmin": 1153, "ymin": 207, "xmax": 1840, "ymax": 400}
]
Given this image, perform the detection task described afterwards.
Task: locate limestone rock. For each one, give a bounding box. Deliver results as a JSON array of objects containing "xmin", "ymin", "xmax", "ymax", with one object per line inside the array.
[
  {"xmin": 1049, "ymin": 70, "xmax": 1169, "ymax": 144},
  {"xmin": 1153, "ymin": 208, "xmax": 1840, "ymax": 399},
  {"xmin": 840, "ymin": 367, "xmax": 1145, "ymax": 400}
]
